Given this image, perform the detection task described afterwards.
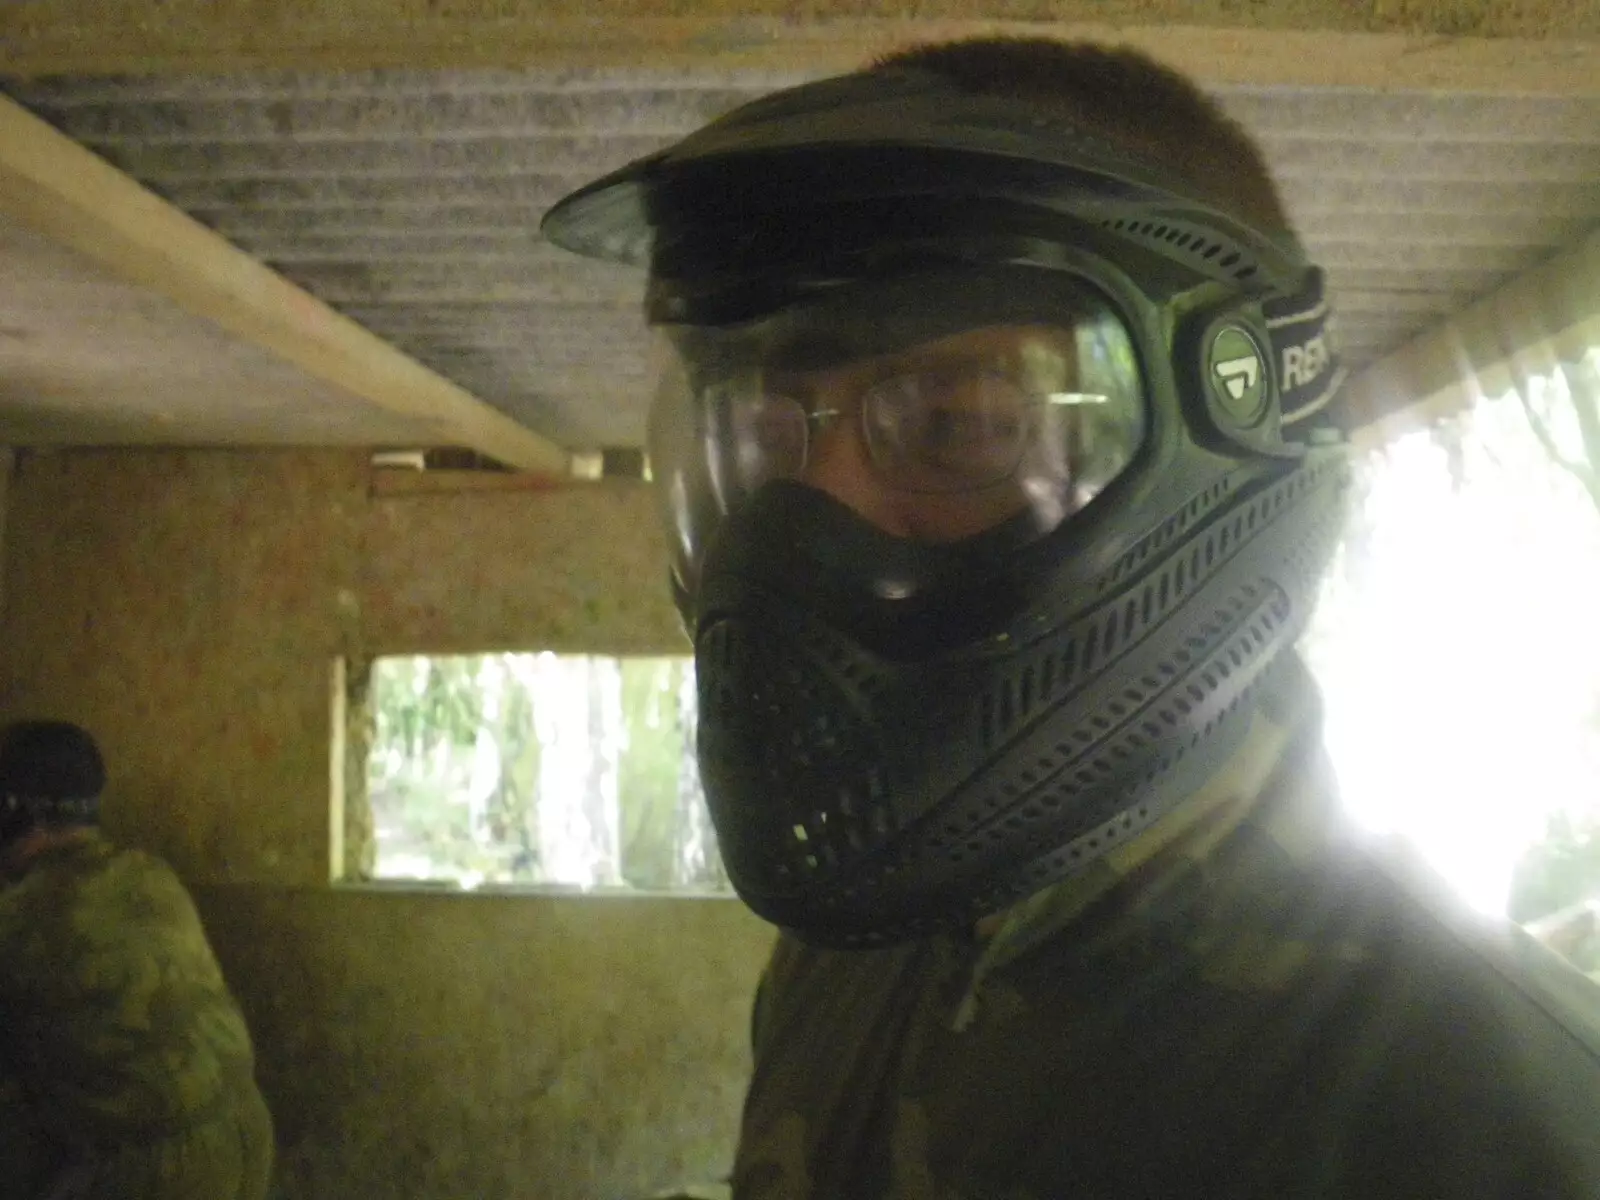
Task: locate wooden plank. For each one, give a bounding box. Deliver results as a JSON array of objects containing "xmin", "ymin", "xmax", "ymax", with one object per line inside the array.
[
  {"xmin": 369, "ymin": 467, "xmax": 581, "ymax": 497},
  {"xmin": 1, "ymin": 5, "xmax": 1598, "ymax": 92},
  {"xmin": 0, "ymin": 93, "xmax": 570, "ymax": 474},
  {"xmin": 1344, "ymin": 228, "xmax": 1600, "ymax": 446}
]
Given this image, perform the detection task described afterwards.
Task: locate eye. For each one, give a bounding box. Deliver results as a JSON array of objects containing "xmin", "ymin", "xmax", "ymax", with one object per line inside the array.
[{"xmin": 863, "ymin": 370, "xmax": 1031, "ymax": 490}]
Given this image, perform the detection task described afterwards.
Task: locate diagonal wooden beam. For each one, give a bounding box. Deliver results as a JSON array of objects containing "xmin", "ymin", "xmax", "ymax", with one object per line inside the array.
[
  {"xmin": 1342, "ymin": 227, "xmax": 1600, "ymax": 445},
  {"xmin": 0, "ymin": 91, "xmax": 570, "ymax": 473},
  {"xmin": 0, "ymin": 3, "xmax": 1598, "ymax": 91}
]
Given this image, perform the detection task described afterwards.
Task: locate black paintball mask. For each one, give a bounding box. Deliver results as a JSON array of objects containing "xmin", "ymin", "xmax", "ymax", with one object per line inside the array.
[{"xmin": 543, "ymin": 66, "xmax": 1350, "ymax": 946}]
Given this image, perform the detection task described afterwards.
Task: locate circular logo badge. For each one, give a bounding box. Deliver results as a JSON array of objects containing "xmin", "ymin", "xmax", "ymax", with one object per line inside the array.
[{"xmin": 1206, "ymin": 326, "xmax": 1269, "ymax": 425}]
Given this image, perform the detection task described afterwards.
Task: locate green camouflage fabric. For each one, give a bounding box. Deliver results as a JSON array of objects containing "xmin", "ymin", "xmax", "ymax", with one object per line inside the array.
[
  {"xmin": 0, "ymin": 832, "xmax": 273, "ymax": 1200},
  {"xmin": 734, "ymin": 657, "xmax": 1600, "ymax": 1199}
]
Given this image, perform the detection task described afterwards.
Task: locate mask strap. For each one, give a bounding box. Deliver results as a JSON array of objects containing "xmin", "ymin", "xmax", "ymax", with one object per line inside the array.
[{"xmin": 1263, "ymin": 268, "xmax": 1348, "ymax": 430}]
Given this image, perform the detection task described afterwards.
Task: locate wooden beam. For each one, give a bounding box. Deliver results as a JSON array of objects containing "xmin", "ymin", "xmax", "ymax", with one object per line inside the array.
[
  {"xmin": 0, "ymin": 3, "xmax": 1598, "ymax": 91},
  {"xmin": 1343, "ymin": 228, "xmax": 1600, "ymax": 448},
  {"xmin": 0, "ymin": 93, "xmax": 570, "ymax": 474},
  {"xmin": 369, "ymin": 468, "xmax": 579, "ymax": 497}
]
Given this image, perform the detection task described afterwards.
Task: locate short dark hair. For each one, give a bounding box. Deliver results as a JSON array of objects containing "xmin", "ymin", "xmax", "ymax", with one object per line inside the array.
[
  {"xmin": 874, "ymin": 38, "xmax": 1291, "ymax": 234},
  {"xmin": 0, "ymin": 720, "xmax": 104, "ymax": 848}
]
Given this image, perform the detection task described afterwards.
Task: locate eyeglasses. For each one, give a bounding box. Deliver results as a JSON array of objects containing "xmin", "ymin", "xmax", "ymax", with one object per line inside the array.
[{"xmin": 718, "ymin": 364, "xmax": 1109, "ymax": 495}]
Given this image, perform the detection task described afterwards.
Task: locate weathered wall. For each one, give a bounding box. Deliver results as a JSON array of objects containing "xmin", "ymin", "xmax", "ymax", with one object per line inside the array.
[
  {"xmin": 196, "ymin": 888, "xmax": 765, "ymax": 1199},
  {"xmin": 0, "ymin": 447, "xmax": 773, "ymax": 1199}
]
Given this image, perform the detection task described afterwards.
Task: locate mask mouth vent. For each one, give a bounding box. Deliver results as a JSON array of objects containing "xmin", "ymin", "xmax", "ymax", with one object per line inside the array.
[
  {"xmin": 1100, "ymin": 215, "xmax": 1261, "ymax": 284},
  {"xmin": 698, "ymin": 616, "xmax": 898, "ymax": 891}
]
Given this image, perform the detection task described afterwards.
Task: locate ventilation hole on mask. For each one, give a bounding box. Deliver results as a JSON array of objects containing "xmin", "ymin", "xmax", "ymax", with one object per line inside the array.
[
  {"xmin": 1158, "ymin": 662, "xmax": 1178, "ymax": 679},
  {"xmin": 1103, "ymin": 610, "xmax": 1119, "ymax": 650},
  {"xmin": 1141, "ymin": 587, "xmax": 1154, "ymax": 624},
  {"xmin": 1021, "ymin": 666, "xmax": 1036, "ymax": 712},
  {"xmin": 1203, "ymin": 540, "xmax": 1216, "ymax": 569},
  {"xmin": 1175, "ymin": 561, "xmax": 1187, "ymax": 591},
  {"xmin": 1219, "ymin": 527, "xmax": 1230, "ymax": 554},
  {"xmin": 1082, "ymin": 635, "xmax": 1098, "ymax": 672}
]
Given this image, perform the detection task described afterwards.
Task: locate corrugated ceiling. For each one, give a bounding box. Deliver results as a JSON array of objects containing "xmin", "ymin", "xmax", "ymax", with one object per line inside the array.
[{"xmin": 6, "ymin": 68, "xmax": 1599, "ymax": 448}]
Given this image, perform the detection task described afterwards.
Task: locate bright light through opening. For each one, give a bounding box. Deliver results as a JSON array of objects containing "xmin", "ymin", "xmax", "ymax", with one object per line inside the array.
[{"xmin": 1302, "ymin": 366, "xmax": 1600, "ymax": 920}]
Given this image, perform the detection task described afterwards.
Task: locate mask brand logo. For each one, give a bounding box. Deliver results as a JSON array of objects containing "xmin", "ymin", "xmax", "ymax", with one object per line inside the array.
[
  {"xmin": 1281, "ymin": 334, "xmax": 1330, "ymax": 390},
  {"xmin": 1213, "ymin": 354, "xmax": 1260, "ymax": 402},
  {"xmin": 1207, "ymin": 326, "xmax": 1268, "ymax": 424}
]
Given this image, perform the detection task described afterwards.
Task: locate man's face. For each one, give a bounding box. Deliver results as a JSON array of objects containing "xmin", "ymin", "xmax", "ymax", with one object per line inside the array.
[{"xmin": 727, "ymin": 324, "xmax": 1091, "ymax": 542}]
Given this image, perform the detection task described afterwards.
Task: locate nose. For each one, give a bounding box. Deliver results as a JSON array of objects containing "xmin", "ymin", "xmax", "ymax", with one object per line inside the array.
[{"xmin": 800, "ymin": 401, "xmax": 913, "ymax": 538}]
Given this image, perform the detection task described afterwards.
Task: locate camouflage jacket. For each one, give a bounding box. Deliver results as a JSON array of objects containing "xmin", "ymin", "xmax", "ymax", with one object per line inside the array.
[
  {"xmin": 0, "ymin": 832, "xmax": 273, "ymax": 1200},
  {"xmin": 734, "ymin": 666, "xmax": 1600, "ymax": 1198}
]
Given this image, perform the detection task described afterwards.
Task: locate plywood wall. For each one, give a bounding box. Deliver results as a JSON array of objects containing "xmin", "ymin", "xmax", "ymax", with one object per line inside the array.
[{"xmin": 0, "ymin": 448, "xmax": 771, "ymax": 1200}]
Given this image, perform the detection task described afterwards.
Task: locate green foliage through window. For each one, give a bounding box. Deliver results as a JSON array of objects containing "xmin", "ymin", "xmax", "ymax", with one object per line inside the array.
[{"xmin": 365, "ymin": 653, "xmax": 729, "ymax": 893}]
